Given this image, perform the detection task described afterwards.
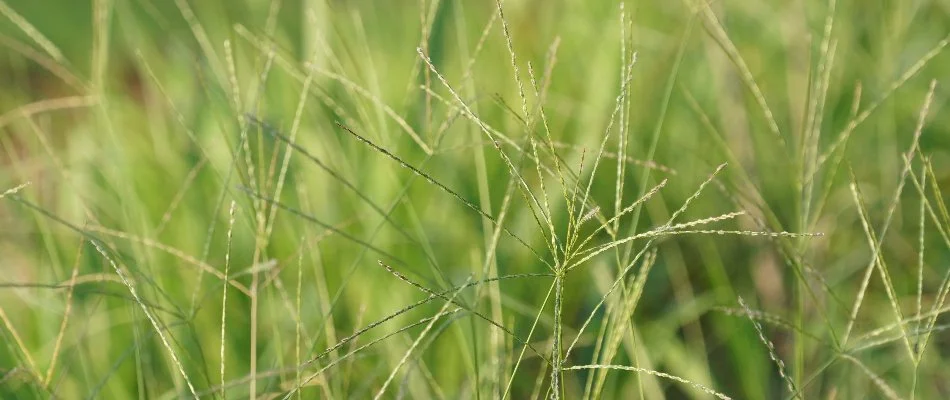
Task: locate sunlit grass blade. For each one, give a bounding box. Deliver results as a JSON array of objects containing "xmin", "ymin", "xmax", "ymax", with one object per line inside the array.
[
  {"xmin": 502, "ymin": 282, "xmax": 555, "ymax": 400},
  {"xmin": 0, "ymin": 32, "xmax": 85, "ymax": 91},
  {"xmin": 738, "ymin": 296, "xmax": 798, "ymax": 397},
  {"xmin": 589, "ymin": 248, "xmax": 658, "ymax": 398},
  {"xmin": 563, "ymin": 365, "xmax": 732, "ymax": 400},
  {"xmin": 265, "ymin": 272, "xmax": 550, "ymax": 398},
  {"xmin": 372, "ymin": 275, "xmax": 473, "ymax": 399},
  {"xmin": 378, "ymin": 262, "xmax": 553, "ymax": 363},
  {"xmin": 415, "ymin": 47, "xmax": 557, "ymax": 223},
  {"xmin": 841, "ymin": 355, "xmax": 901, "ymax": 400},
  {"xmin": 564, "ymin": 246, "xmax": 652, "ymax": 362},
  {"xmin": 0, "ymin": 301, "xmax": 41, "ymax": 386},
  {"xmin": 0, "ymin": 1, "xmax": 65, "ymax": 62},
  {"xmin": 694, "ymin": 0, "xmax": 785, "ymax": 150},
  {"xmin": 43, "ymin": 240, "xmax": 84, "ymax": 387},
  {"xmin": 842, "ymin": 80, "xmax": 936, "ymax": 347},
  {"xmin": 0, "ymin": 96, "xmax": 97, "ymax": 131},
  {"xmin": 89, "ymin": 240, "xmax": 199, "ymax": 398},
  {"xmin": 848, "ymin": 178, "xmax": 914, "ymax": 359},
  {"xmin": 814, "ymin": 34, "xmax": 949, "ymax": 177},
  {"xmin": 219, "ymin": 201, "xmax": 236, "ymax": 398}
]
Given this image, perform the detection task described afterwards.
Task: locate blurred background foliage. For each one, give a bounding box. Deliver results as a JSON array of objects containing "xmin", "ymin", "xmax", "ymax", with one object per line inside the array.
[{"xmin": 1, "ymin": 0, "xmax": 949, "ymax": 398}]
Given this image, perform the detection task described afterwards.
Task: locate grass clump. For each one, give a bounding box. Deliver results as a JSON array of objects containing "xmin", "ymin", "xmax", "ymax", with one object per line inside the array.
[{"xmin": 1, "ymin": 0, "xmax": 950, "ymax": 399}]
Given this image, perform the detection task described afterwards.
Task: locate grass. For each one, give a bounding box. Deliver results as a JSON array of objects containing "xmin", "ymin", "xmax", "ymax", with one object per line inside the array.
[{"xmin": 1, "ymin": 0, "xmax": 950, "ymax": 398}]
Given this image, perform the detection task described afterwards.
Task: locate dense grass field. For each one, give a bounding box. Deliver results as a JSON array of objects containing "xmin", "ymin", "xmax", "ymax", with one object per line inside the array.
[{"xmin": 2, "ymin": 0, "xmax": 950, "ymax": 398}]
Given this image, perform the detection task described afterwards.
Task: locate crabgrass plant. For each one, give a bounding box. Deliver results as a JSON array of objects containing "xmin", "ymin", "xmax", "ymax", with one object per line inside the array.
[{"xmin": 2, "ymin": 0, "xmax": 949, "ymax": 398}]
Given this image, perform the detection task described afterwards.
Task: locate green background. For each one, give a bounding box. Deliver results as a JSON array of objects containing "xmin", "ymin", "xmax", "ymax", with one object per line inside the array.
[{"xmin": 1, "ymin": 0, "xmax": 949, "ymax": 398}]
